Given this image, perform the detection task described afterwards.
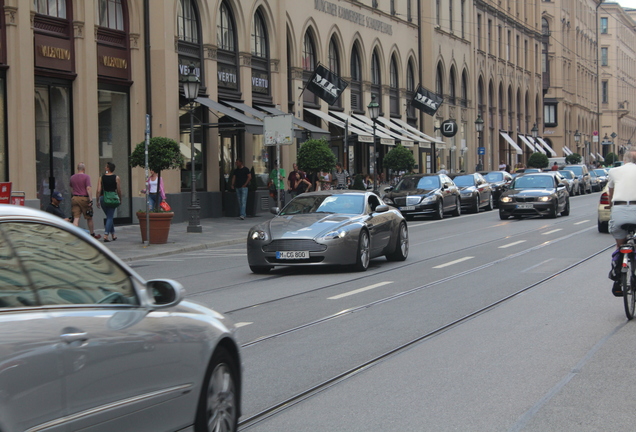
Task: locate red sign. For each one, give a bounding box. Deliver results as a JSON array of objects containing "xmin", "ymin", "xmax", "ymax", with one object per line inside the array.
[
  {"xmin": 0, "ymin": 182, "xmax": 11, "ymax": 204},
  {"xmin": 11, "ymin": 192, "xmax": 25, "ymax": 206}
]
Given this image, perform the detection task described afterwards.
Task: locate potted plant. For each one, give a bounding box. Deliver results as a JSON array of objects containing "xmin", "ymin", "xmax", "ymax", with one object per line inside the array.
[{"xmin": 130, "ymin": 136, "xmax": 184, "ymax": 244}]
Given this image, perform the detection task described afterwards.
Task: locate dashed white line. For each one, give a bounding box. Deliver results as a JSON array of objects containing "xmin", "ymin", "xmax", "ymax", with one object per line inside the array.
[
  {"xmin": 433, "ymin": 257, "xmax": 474, "ymax": 269},
  {"xmin": 234, "ymin": 322, "xmax": 253, "ymax": 328},
  {"xmin": 542, "ymin": 229, "xmax": 562, "ymax": 235},
  {"xmin": 574, "ymin": 220, "xmax": 590, "ymax": 225},
  {"xmin": 328, "ymin": 281, "xmax": 393, "ymax": 300},
  {"xmin": 499, "ymin": 240, "xmax": 527, "ymax": 249}
]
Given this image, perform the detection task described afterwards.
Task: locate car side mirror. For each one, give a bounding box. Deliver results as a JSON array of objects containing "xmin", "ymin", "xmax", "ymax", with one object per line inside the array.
[
  {"xmin": 270, "ymin": 207, "xmax": 280, "ymax": 215},
  {"xmin": 146, "ymin": 279, "xmax": 184, "ymax": 309},
  {"xmin": 384, "ymin": 186, "xmax": 394, "ymax": 192},
  {"xmin": 374, "ymin": 204, "xmax": 389, "ymax": 213}
]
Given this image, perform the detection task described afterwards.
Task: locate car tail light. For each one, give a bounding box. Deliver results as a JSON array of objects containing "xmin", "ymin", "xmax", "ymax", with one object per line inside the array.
[
  {"xmin": 600, "ymin": 192, "xmax": 610, "ymax": 205},
  {"xmin": 621, "ymin": 245, "xmax": 633, "ymax": 254}
]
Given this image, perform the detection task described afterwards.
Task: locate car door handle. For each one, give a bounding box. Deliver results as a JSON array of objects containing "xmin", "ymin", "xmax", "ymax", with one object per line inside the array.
[{"xmin": 60, "ymin": 332, "xmax": 89, "ymax": 344}]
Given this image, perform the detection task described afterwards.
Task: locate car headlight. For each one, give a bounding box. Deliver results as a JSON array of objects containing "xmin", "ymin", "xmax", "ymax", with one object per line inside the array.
[
  {"xmin": 501, "ymin": 196, "xmax": 512, "ymax": 203},
  {"xmin": 250, "ymin": 230, "xmax": 269, "ymax": 241},
  {"xmin": 322, "ymin": 229, "xmax": 347, "ymax": 240},
  {"xmin": 383, "ymin": 197, "xmax": 394, "ymax": 205},
  {"xmin": 421, "ymin": 196, "xmax": 436, "ymax": 204},
  {"xmin": 538, "ymin": 196, "xmax": 551, "ymax": 202}
]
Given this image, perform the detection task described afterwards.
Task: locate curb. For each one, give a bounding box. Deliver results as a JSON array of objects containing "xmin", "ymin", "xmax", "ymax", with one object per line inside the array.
[{"xmin": 117, "ymin": 238, "xmax": 246, "ymax": 263}]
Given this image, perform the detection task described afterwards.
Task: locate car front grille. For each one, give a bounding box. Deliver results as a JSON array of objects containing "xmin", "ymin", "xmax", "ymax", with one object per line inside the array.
[
  {"xmin": 515, "ymin": 197, "xmax": 536, "ymax": 203},
  {"xmin": 393, "ymin": 196, "xmax": 421, "ymax": 206},
  {"xmin": 263, "ymin": 239, "xmax": 327, "ymax": 252}
]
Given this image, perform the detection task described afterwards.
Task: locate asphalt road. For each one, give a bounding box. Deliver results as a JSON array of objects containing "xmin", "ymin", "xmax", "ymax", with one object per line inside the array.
[{"xmin": 131, "ymin": 192, "xmax": 631, "ymax": 431}]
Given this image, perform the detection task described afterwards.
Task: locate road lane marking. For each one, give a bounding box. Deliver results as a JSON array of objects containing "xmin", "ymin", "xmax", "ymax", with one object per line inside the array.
[
  {"xmin": 234, "ymin": 322, "xmax": 253, "ymax": 328},
  {"xmin": 522, "ymin": 259, "xmax": 554, "ymax": 273},
  {"xmin": 575, "ymin": 220, "xmax": 590, "ymax": 225},
  {"xmin": 542, "ymin": 229, "xmax": 562, "ymax": 235},
  {"xmin": 499, "ymin": 240, "xmax": 527, "ymax": 249},
  {"xmin": 433, "ymin": 257, "xmax": 474, "ymax": 268},
  {"xmin": 328, "ymin": 281, "xmax": 393, "ymax": 300}
]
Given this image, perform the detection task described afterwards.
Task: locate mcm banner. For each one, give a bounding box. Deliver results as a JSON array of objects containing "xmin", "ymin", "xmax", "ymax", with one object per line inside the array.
[
  {"xmin": 411, "ymin": 85, "xmax": 443, "ymax": 116},
  {"xmin": 305, "ymin": 64, "xmax": 349, "ymax": 105}
]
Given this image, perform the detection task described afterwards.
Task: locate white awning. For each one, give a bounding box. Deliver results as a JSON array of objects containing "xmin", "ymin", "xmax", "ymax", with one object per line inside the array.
[
  {"xmin": 351, "ymin": 114, "xmax": 413, "ymax": 146},
  {"xmin": 304, "ymin": 108, "xmax": 373, "ymax": 143},
  {"xmin": 597, "ymin": 153, "xmax": 605, "ymax": 162},
  {"xmin": 195, "ymin": 97, "xmax": 263, "ymax": 135},
  {"xmin": 536, "ymin": 137, "xmax": 558, "ymax": 157},
  {"xmin": 563, "ymin": 146, "xmax": 574, "ymax": 156},
  {"xmin": 499, "ymin": 131, "xmax": 523, "ymax": 154},
  {"xmin": 330, "ymin": 111, "xmax": 395, "ymax": 145},
  {"xmin": 525, "ymin": 136, "xmax": 545, "ymax": 154},
  {"xmin": 391, "ymin": 118, "xmax": 444, "ymax": 144},
  {"xmin": 518, "ymin": 135, "xmax": 537, "ymax": 152},
  {"xmin": 374, "ymin": 117, "xmax": 427, "ymax": 145},
  {"xmin": 590, "ymin": 153, "xmax": 596, "ymax": 160},
  {"xmin": 259, "ymin": 105, "xmax": 330, "ymax": 139}
]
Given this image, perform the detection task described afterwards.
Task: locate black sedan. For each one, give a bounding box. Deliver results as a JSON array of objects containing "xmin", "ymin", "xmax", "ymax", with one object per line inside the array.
[
  {"xmin": 448, "ymin": 172, "xmax": 494, "ymax": 213},
  {"xmin": 383, "ymin": 173, "xmax": 461, "ymax": 220},
  {"xmin": 499, "ymin": 173, "xmax": 570, "ymax": 219},
  {"xmin": 479, "ymin": 171, "xmax": 513, "ymax": 205}
]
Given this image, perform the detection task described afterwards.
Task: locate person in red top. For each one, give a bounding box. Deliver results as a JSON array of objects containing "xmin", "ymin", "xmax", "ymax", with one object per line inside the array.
[
  {"xmin": 70, "ymin": 162, "xmax": 100, "ymax": 239},
  {"xmin": 550, "ymin": 162, "xmax": 559, "ymax": 171}
]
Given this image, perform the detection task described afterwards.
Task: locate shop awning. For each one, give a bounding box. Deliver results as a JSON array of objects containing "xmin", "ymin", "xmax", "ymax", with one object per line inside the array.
[
  {"xmin": 499, "ymin": 131, "xmax": 523, "ymax": 154},
  {"xmin": 351, "ymin": 114, "xmax": 415, "ymax": 146},
  {"xmin": 329, "ymin": 111, "xmax": 395, "ymax": 145},
  {"xmin": 536, "ymin": 137, "xmax": 557, "ymax": 157},
  {"xmin": 223, "ymin": 101, "xmax": 266, "ymax": 120},
  {"xmin": 258, "ymin": 105, "xmax": 330, "ymax": 140},
  {"xmin": 374, "ymin": 117, "xmax": 428, "ymax": 146},
  {"xmin": 526, "ymin": 136, "xmax": 545, "ymax": 154},
  {"xmin": 597, "ymin": 153, "xmax": 605, "ymax": 162},
  {"xmin": 304, "ymin": 108, "xmax": 373, "ymax": 142},
  {"xmin": 563, "ymin": 146, "xmax": 573, "ymax": 156},
  {"xmin": 195, "ymin": 97, "xmax": 263, "ymax": 135},
  {"xmin": 518, "ymin": 135, "xmax": 538, "ymax": 153},
  {"xmin": 391, "ymin": 118, "xmax": 444, "ymax": 145}
]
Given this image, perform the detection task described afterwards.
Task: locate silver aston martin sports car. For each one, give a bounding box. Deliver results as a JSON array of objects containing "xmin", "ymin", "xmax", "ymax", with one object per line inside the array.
[{"xmin": 247, "ymin": 191, "xmax": 409, "ymax": 273}]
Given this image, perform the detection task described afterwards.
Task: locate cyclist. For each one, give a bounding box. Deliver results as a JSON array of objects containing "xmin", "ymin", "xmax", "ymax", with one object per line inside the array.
[{"xmin": 607, "ymin": 149, "xmax": 636, "ymax": 296}]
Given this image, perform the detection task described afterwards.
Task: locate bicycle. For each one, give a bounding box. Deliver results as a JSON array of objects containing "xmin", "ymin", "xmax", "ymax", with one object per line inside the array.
[{"xmin": 619, "ymin": 223, "xmax": 636, "ymax": 320}]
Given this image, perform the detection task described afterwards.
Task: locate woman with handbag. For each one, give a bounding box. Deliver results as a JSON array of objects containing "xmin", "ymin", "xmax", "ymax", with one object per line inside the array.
[
  {"xmin": 140, "ymin": 170, "xmax": 166, "ymax": 211},
  {"xmin": 96, "ymin": 161, "xmax": 122, "ymax": 242}
]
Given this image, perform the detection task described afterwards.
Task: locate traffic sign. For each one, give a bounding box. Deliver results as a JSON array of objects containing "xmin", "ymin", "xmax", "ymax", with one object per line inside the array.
[{"xmin": 478, "ymin": 147, "xmax": 486, "ymax": 155}]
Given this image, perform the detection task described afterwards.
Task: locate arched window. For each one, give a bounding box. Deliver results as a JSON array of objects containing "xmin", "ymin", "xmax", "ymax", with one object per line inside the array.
[
  {"xmin": 436, "ymin": 63, "xmax": 444, "ymax": 96},
  {"xmin": 303, "ymin": 30, "xmax": 317, "ymax": 105},
  {"xmin": 541, "ymin": 18, "xmax": 550, "ymax": 36},
  {"xmin": 34, "ymin": 0, "xmax": 66, "ymax": 18},
  {"xmin": 461, "ymin": 70, "xmax": 468, "ymax": 107},
  {"xmin": 251, "ymin": 9, "xmax": 267, "ymax": 58},
  {"xmin": 328, "ymin": 38, "xmax": 341, "ymax": 107},
  {"xmin": 178, "ymin": 0, "xmax": 199, "ymax": 43},
  {"xmin": 449, "ymin": 67, "xmax": 456, "ymax": 105},
  {"xmin": 99, "ymin": 0, "xmax": 124, "ymax": 31},
  {"xmin": 252, "ymin": 9, "xmax": 270, "ymax": 101},
  {"xmin": 350, "ymin": 44, "xmax": 362, "ymax": 112},
  {"xmin": 217, "ymin": 2, "xmax": 235, "ymax": 51},
  {"xmin": 406, "ymin": 60, "xmax": 416, "ymax": 120},
  {"xmin": 217, "ymin": 1, "xmax": 239, "ymax": 98},
  {"xmin": 389, "ymin": 56, "xmax": 399, "ymax": 116},
  {"xmin": 371, "ymin": 49, "xmax": 382, "ymax": 112}
]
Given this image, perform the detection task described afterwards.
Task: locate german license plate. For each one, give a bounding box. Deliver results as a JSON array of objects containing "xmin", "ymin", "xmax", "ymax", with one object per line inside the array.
[
  {"xmin": 400, "ymin": 206, "xmax": 415, "ymax": 211},
  {"xmin": 516, "ymin": 203, "xmax": 533, "ymax": 209},
  {"xmin": 276, "ymin": 251, "xmax": 309, "ymax": 259}
]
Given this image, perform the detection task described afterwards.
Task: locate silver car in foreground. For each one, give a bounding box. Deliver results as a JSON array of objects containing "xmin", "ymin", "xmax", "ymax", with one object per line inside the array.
[
  {"xmin": 247, "ymin": 191, "xmax": 409, "ymax": 273},
  {"xmin": 0, "ymin": 206, "xmax": 241, "ymax": 432}
]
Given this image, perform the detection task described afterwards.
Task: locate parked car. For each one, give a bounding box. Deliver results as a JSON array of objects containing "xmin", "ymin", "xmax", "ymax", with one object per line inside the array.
[
  {"xmin": 247, "ymin": 191, "xmax": 409, "ymax": 273},
  {"xmin": 515, "ymin": 168, "xmax": 543, "ymax": 173},
  {"xmin": 545, "ymin": 170, "xmax": 571, "ymax": 193},
  {"xmin": 588, "ymin": 170, "xmax": 602, "ymax": 192},
  {"xmin": 564, "ymin": 164, "xmax": 591, "ymax": 194},
  {"xmin": 479, "ymin": 171, "xmax": 513, "ymax": 206},
  {"xmin": 383, "ymin": 173, "xmax": 462, "ymax": 220},
  {"xmin": 558, "ymin": 169, "xmax": 580, "ymax": 196},
  {"xmin": 448, "ymin": 172, "xmax": 494, "ymax": 213},
  {"xmin": 592, "ymin": 168, "xmax": 609, "ymax": 191},
  {"xmin": 598, "ymin": 185, "xmax": 611, "ymax": 233},
  {"xmin": 0, "ymin": 205, "xmax": 242, "ymax": 432},
  {"xmin": 499, "ymin": 173, "xmax": 570, "ymax": 219}
]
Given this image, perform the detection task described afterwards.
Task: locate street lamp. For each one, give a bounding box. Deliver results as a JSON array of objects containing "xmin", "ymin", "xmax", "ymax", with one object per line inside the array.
[
  {"xmin": 475, "ymin": 114, "xmax": 484, "ymax": 170},
  {"xmin": 574, "ymin": 130, "xmax": 580, "ymax": 146},
  {"xmin": 531, "ymin": 123, "xmax": 538, "ymax": 139},
  {"xmin": 181, "ymin": 64, "xmax": 202, "ymax": 233},
  {"xmin": 367, "ymin": 94, "xmax": 380, "ymax": 193}
]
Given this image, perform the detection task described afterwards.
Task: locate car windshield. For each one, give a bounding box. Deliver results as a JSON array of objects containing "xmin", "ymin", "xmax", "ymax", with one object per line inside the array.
[
  {"xmin": 567, "ymin": 166, "xmax": 583, "ymax": 175},
  {"xmin": 452, "ymin": 175, "xmax": 475, "ymax": 187},
  {"xmin": 525, "ymin": 169, "xmax": 541, "ymax": 173},
  {"xmin": 484, "ymin": 172, "xmax": 504, "ymax": 182},
  {"xmin": 512, "ymin": 175, "xmax": 554, "ymax": 189},
  {"xmin": 558, "ymin": 170, "xmax": 574, "ymax": 179},
  {"xmin": 279, "ymin": 194, "xmax": 365, "ymax": 215},
  {"xmin": 395, "ymin": 176, "xmax": 440, "ymax": 191},
  {"xmin": 593, "ymin": 169, "xmax": 606, "ymax": 175}
]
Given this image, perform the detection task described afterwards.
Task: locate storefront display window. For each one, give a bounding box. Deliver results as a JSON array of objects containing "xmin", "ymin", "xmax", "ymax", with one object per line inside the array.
[{"xmin": 179, "ymin": 104, "xmax": 204, "ymax": 191}]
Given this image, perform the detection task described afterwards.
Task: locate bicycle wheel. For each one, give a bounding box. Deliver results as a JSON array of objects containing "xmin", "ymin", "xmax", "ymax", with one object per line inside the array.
[{"xmin": 622, "ymin": 254, "xmax": 636, "ymax": 320}]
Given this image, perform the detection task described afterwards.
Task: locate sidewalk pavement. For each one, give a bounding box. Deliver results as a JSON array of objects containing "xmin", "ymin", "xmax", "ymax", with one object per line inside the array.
[{"xmin": 101, "ymin": 214, "xmax": 274, "ymax": 262}]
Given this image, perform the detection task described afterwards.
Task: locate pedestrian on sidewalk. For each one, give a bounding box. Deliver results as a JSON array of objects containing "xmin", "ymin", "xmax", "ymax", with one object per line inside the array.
[
  {"xmin": 269, "ymin": 160, "xmax": 286, "ymax": 207},
  {"xmin": 45, "ymin": 191, "xmax": 72, "ymax": 222},
  {"xmin": 70, "ymin": 162, "xmax": 101, "ymax": 239},
  {"xmin": 140, "ymin": 170, "xmax": 165, "ymax": 211},
  {"xmin": 287, "ymin": 163, "xmax": 303, "ymax": 198},
  {"xmin": 96, "ymin": 162, "xmax": 121, "ymax": 242},
  {"xmin": 231, "ymin": 158, "xmax": 251, "ymax": 220},
  {"xmin": 332, "ymin": 163, "xmax": 350, "ymax": 189}
]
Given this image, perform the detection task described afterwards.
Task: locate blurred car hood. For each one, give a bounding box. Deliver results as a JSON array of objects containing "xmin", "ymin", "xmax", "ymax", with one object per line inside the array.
[{"xmin": 267, "ymin": 213, "xmax": 361, "ymax": 239}]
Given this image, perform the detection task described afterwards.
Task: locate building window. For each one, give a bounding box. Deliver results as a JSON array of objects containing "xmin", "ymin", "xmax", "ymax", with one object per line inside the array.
[
  {"xmin": 390, "ymin": 56, "xmax": 399, "ymax": 116},
  {"xmin": 600, "ymin": 17, "xmax": 608, "ymax": 34},
  {"xmin": 406, "ymin": 61, "xmax": 415, "ymax": 118},
  {"xmin": 350, "ymin": 45, "xmax": 362, "ymax": 112},
  {"xmin": 436, "ymin": 0, "xmax": 441, "ymax": 26},
  {"xmin": 602, "ymin": 80, "xmax": 608, "ymax": 103},
  {"xmin": 506, "ymin": 30, "xmax": 511, "ymax": 61},
  {"xmin": 407, "ymin": 0, "xmax": 412, "ymax": 22},
  {"xmin": 542, "ymin": 18, "xmax": 550, "ymax": 36},
  {"xmin": 251, "ymin": 10, "xmax": 267, "ymax": 58},
  {"xmin": 303, "ymin": 31, "xmax": 317, "ymax": 105},
  {"xmin": 487, "ymin": 20, "xmax": 492, "ymax": 54},
  {"xmin": 217, "ymin": 2, "xmax": 235, "ymax": 51},
  {"xmin": 461, "ymin": 0, "xmax": 465, "ymax": 38},
  {"xmin": 34, "ymin": 0, "xmax": 66, "ymax": 18},
  {"xmin": 544, "ymin": 103, "xmax": 557, "ymax": 126},
  {"xmin": 436, "ymin": 63, "xmax": 444, "ymax": 96},
  {"xmin": 390, "ymin": 0, "xmax": 396, "ymax": 15},
  {"xmin": 371, "ymin": 50, "xmax": 382, "ymax": 113},
  {"xmin": 252, "ymin": 9, "xmax": 270, "ymax": 100},
  {"xmin": 449, "ymin": 68, "xmax": 456, "ymax": 105},
  {"xmin": 449, "ymin": 0, "xmax": 453, "ymax": 32},
  {"xmin": 328, "ymin": 38, "xmax": 341, "ymax": 108},
  {"xmin": 178, "ymin": 0, "xmax": 199, "ymax": 43},
  {"xmin": 477, "ymin": 14, "xmax": 482, "ymax": 50},
  {"xmin": 601, "ymin": 47, "xmax": 608, "ymax": 66},
  {"xmin": 542, "ymin": 42, "xmax": 548, "ymax": 73},
  {"xmin": 460, "ymin": 70, "xmax": 468, "ymax": 107},
  {"xmin": 98, "ymin": 0, "xmax": 124, "ymax": 31}
]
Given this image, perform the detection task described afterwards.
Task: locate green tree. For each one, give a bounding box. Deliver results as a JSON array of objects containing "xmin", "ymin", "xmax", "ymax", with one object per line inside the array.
[
  {"xmin": 130, "ymin": 136, "xmax": 184, "ymax": 211},
  {"xmin": 350, "ymin": 174, "xmax": 367, "ymax": 191},
  {"xmin": 604, "ymin": 152, "xmax": 619, "ymax": 166},
  {"xmin": 527, "ymin": 152, "xmax": 549, "ymax": 169},
  {"xmin": 297, "ymin": 139, "xmax": 337, "ymax": 174},
  {"xmin": 566, "ymin": 153, "xmax": 582, "ymax": 165},
  {"xmin": 383, "ymin": 144, "xmax": 415, "ymax": 173}
]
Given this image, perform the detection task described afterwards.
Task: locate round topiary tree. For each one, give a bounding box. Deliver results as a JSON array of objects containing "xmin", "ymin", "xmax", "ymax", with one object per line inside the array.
[
  {"xmin": 297, "ymin": 138, "xmax": 337, "ymax": 175},
  {"xmin": 527, "ymin": 152, "xmax": 549, "ymax": 169},
  {"xmin": 566, "ymin": 153, "xmax": 582, "ymax": 165},
  {"xmin": 383, "ymin": 143, "xmax": 415, "ymax": 173},
  {"xmin": 604, "ymin": 152, "xmax": 619, "ymax": 166},
  {"xmin": 130, "ymin": 136, "xmax": 184, "ymax": 211}
]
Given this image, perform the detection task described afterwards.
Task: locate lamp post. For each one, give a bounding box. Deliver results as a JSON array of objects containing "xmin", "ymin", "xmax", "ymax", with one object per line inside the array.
[
  {"xmin": 367, "ymin": 94, "xmax": 380, "ymax": 193},
  {"xmin": 531, "ymin": 123, "xmax": 538, "ymax": 139},
  {"xmin": 181, "ymin": 65, "xmax": 202, "ymax": 233},
  {"xmin": 475, "ymin": 114, "xmax": 484, "ymax": 170}
]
